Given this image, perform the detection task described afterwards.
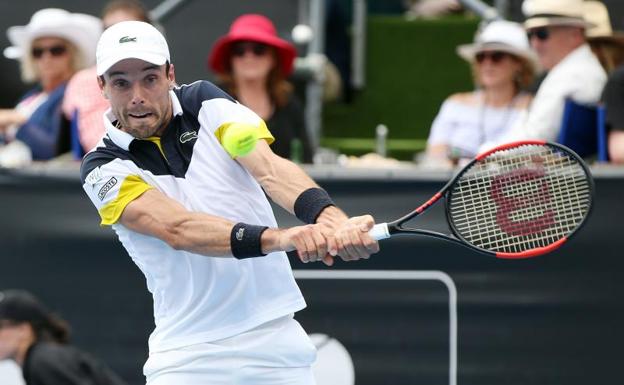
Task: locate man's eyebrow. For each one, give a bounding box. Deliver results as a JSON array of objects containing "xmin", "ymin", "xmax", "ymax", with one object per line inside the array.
[
  {"xmin": 142, "ymin": 65, "xmax": 160, "ymax": 72},
  {"xmin": 108, "ymin": 65, "xmax": 161, "ymax": 78}
]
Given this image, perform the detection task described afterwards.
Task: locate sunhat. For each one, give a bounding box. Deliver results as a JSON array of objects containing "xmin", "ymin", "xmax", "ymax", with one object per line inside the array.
[
  {"xmin": 4, "ymin": 8, "xmax": 102, "ymax": 66},
  {"xmin": 583, "ymin": 1, "xmax": 624, "ymax": 45},
  {"xmin": 208, "ymin": 14, "xmax": 297, "ymax": 76},
  {"xmin": 96, "ymin": 21, "xmax": 169, "ymax": 76},
  {"xmin": 457, "ymin": 20, "xmax": 540, "ymax": 73},
  {"xmin": 522, "ymin": 0, "xmax": 594, "ymax": 30}
]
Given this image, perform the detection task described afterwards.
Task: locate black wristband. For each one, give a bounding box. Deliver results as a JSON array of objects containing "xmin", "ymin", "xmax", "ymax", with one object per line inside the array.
[
  {"xmin": 294, "ymin": 187, "xmax": 335, "ymax": 224},
  {"xmin": 230, "ymin": 223, "xmax": 268, "ymax": 259}
]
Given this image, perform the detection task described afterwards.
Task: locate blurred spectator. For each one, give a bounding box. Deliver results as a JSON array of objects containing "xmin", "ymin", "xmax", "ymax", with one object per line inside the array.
[
  {"xmin": 424, "ymin": 21, "xmax": 537, "ymax": 166},
  {"xmin": 585, "ymin": 1, "xmax": 624, "ymax": 163},
  {"xmin": 62, "ymin": 0, "xmax": 152, "ymax": 155},
  {"xmin": 0, "ymin": 8, "xmax": 101, "ymax": 167},
  {"xmin": 405, "ymin": 0, "xmax": 463, "ymax": 20},
  {"xmin": 485, "ymin": 0, "xmax": 606, "ymax": 147},
  {"xmin": 0, "ymin": 290, "xmax": 126, "ymax": 385},
  {"xmin": 208, "ymin": 14, "xmax": 313, "ymax": 163},
  {"xmin": 584, "ymin": 1, "xmax": 624, "ymax": 73}
]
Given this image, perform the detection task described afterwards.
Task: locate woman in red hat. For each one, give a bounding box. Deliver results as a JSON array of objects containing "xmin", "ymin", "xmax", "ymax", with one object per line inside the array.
[{"xmin": 208, "ymin": 14, "xmax": 312, "ymax": 163}]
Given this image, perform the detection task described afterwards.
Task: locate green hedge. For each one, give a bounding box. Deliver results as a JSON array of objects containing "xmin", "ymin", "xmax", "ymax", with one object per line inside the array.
[{"xmin": 322, "ymin": 16, "xmax": 479, "ymax": 158}]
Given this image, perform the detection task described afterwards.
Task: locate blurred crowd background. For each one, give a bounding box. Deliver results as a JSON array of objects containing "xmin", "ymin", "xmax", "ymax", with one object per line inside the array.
[
  {"xmin": 0, "ymin": 0, "xmax": 622, "ymax": 170},
  {"xmin": 1, "ymin": 1, "xmax": 624, "ymax": 385}
]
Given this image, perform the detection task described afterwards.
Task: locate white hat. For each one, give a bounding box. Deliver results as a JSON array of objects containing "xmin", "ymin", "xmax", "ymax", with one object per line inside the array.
[
  {"xmin": 522, "ymin": 0, "xmax": 594, "ymax": 29},
  {"xmin": 96, "ymin": 21, "xmax": 170, "ymax": 76},
  {"xmin": 457, "ymin": 20, "xmax": 540, "ymax": 73},
  {"xmin": 3, "ymin": 8, "xmax": 102, "ymax": 65},
  {"xmin": 583, "ymin": 1, "xmax": 624, "ymax": 44}
]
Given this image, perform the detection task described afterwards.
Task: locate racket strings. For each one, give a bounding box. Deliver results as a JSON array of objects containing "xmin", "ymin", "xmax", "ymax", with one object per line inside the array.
[{"xmin": 448, "ymin": 145, "xmax": 591, "ymax": 253}]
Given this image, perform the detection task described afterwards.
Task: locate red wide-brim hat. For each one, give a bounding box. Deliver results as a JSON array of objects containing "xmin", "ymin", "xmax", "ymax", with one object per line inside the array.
[{"xmin": 208, "ymin": 14, "xmax": 297, "ymax": 77}]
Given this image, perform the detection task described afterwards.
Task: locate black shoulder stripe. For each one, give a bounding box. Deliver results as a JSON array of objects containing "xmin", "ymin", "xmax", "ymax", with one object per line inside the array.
[
  {"xmin": 80, "ymin": 138, "xmax": 131, "ymax": 184},
  {"xmin": 175, "ymin": 80, "xmax": 235, "ymax": 118},
  {"xmin": 80, "ymin": 152, "xmax": 116, "ymax": 184}
]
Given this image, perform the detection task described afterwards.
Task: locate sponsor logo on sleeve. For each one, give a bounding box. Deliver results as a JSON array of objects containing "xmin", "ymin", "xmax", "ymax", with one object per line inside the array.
[
  {"xmin": 98, "ymin": 177, "xmax": 118, "ymax": 201},
  {"xmin": 236, "ymin": 228, "xmax": 245, "ymax": 241},
  {"xmin": 85, "ymin": 167, "xmax": 103, "ymax": 185}
]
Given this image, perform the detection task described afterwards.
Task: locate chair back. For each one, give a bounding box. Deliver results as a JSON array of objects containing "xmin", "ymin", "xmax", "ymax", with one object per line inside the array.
[
  {"xmin": 558, "ymin": 99, "xmax": 599, "ymax": 158},
  {"xmin": 70, "ymin": 108, "xmax": 85, "ymax": 160},
  {"xmin": 596, "ymin": 104, "xmax": 609, "ymax": 162}
]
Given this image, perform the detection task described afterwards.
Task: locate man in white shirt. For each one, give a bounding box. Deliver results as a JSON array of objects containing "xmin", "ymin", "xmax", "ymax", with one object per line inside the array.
[
  {"xmin": 81, "ymin": 21, "xmax": 379, "ymax": 385},
  {"xmin": 488, "ymin": 0, "xmax": 606, "ymax": 145}
]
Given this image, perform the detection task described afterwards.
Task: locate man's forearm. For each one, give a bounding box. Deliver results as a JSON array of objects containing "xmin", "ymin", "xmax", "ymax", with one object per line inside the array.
[{"xmin": 249, "ymin": 151, "xmax": 319, "ymax": 213}]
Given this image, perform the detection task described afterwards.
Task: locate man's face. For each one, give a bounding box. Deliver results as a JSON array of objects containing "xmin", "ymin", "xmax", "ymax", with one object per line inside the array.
[
  {"xmin": 527, "ymin": 26, "xmax": 582, "ymax": 70},
  {"xmin": 99, "ymin": 59, "xmax": 175, "ymax": 138}
]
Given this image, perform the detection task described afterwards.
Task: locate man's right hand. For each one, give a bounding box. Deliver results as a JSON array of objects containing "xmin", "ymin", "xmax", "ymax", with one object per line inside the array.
[{"xmin": 262, "ymin": 225, "xmax": 334, "ymax": 265}]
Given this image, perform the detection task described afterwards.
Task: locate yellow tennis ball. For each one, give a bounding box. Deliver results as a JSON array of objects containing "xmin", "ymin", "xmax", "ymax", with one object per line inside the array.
[{"xmin": 222, "ymin": 123, "xmax": 259, "ymax": 157}]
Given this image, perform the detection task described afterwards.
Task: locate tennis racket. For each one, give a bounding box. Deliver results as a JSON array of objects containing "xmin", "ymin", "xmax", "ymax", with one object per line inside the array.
[{"xmin": 368, "ymin": 141, "xmax": 593, "ymax": 258}]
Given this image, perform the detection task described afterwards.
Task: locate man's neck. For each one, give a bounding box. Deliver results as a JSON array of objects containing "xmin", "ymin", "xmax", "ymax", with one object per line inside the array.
[
  {"xmin": 550, "ymin": 40, "xmax": 585, "ymax": 70},
  {"xmin": 155, "ymin": 101, "xmax": 174, "ymax": 137}
]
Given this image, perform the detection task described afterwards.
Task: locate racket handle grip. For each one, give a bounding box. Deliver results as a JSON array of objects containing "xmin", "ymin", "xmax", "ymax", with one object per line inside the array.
[{"xmin": 369, "ymin": 223, "xmax": 390, "ymax": 240}]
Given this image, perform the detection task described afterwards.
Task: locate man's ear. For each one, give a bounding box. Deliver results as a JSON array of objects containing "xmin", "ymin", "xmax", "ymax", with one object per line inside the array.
[
  {"xmin": 97, "ymin": 76, "xmax": 108, "ymax": 99},
  {"xmin": 168, "ymin": 63, "xmax": 176, "ymax": 89}
]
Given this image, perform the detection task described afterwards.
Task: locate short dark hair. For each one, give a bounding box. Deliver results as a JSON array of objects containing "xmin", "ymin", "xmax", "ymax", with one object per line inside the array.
[{"xmin": 0, "ymin": 290, "xmax": 70, "ymax": 344}]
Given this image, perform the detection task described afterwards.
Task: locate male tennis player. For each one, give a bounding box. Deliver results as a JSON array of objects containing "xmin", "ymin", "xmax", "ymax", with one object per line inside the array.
[{"xmin": 80, "ymin": 21, "xmax": 378, "ymax": 384}]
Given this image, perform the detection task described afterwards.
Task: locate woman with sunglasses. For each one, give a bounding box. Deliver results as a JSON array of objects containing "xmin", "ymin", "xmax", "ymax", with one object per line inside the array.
[
  {"xmin": 208, "ymin": 14, "xmax": 313, "ymax": 163},
  {"xmin": 424, "ymin": 21, "xmax": 538, "ymax": 166},
  {"xmin": 0, "ymin": 8, "xmax": 101, "ymax": 167},
  {"xmin": 0, "ymin": 290, "xmax": 126, "ymax": 385}
]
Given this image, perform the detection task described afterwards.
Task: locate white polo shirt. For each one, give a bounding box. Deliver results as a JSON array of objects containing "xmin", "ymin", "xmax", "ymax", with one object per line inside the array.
[{"xmin": 80, "ymin": 81, "xmax": 306, "ymax": 353}]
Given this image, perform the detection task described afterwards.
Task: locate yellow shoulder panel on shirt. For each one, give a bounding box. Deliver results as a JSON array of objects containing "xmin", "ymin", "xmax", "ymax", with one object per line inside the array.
[
  {"xmin": 215, "ymin": 120, "xmax": 275, "ymax": 147},
  {"xmin": 99, "ymin": 175, "xmax": 153, "ymax": 226}
]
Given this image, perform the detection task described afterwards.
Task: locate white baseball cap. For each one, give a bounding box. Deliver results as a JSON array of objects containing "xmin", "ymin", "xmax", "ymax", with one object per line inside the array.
[{"xmin": 96, "ymin": 21, "xmax": 169, "ymax": 76}]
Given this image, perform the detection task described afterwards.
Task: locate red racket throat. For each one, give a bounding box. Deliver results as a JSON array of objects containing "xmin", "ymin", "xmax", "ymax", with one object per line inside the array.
[{"xmin": 447, "ymin": 141, "xmax": 592, "ymax": 258}]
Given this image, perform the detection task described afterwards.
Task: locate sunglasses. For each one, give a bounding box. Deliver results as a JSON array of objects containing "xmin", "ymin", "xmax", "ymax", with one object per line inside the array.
[
  {"xmin": 527, "ymin": 28, "xmax": 550, "ymax": 41},
  {"xmin": 475, "ymin": 51, "xmax": 508, "ymax": 64},
  {"xmin": 31, "ymin": 44, "xmax": 67, "ymax": 59},
  {"xmin": 231, "ymin": 42, "xmax": 269, "ymax": 57}
]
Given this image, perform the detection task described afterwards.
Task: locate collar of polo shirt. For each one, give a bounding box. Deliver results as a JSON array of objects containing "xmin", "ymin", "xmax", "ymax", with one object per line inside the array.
[{"xmin": 104, "ymin": 89, "xmax": 183, "ymax": 150}]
